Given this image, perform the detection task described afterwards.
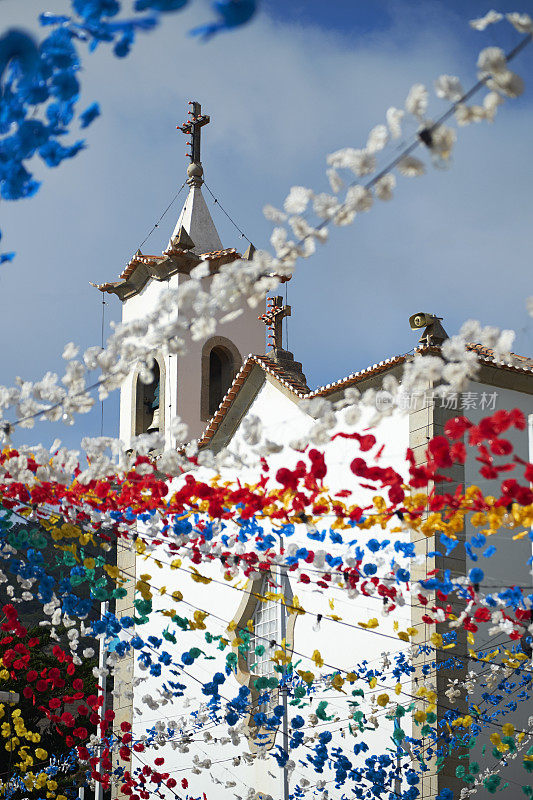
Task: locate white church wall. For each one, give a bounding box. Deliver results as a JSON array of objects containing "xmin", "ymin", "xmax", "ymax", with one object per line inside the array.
[
  {"xmin": 464, "ymin": 381, "xmax": 533, "ymax": 587},
  {"xmin": 126, "ymin": 379, "xmax": 414, "ymax": 800},
  {"xmin": 175, "ymin": 285, "xmax": 265, "ymax": 442},
  {"xmin": 119, "ymin": 274, "xmax": 181, "ymax": 448},
  {"xmin": 119, "ymin": 272, "xmax": 265, "ymax": 447},
  {"xmin": 462, "ymin": 381, "xmax": 533, "ymax": 799}
]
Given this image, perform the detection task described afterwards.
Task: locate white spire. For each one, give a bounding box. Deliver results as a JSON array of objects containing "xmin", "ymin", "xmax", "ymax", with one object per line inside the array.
[{"xmin": 169, "ymin": 163, "xmax": 222, "ymax": 255}]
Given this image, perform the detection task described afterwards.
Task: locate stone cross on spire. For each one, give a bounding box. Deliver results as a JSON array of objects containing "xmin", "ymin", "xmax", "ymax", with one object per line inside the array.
[
  {"xmin": 169, "ymin": 100, "xmax": 222, "ymax": 254},
  {"xmin": 177, "ymin": 100, "xmax": 210, "ymax": 187},
  {"xmin": 259, "ymin": 296, "xmax": 291, "ymax": 352}
]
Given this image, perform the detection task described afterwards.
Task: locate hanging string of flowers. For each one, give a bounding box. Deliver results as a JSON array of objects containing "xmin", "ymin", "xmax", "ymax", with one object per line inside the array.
[{"xmin": 0, "ymin": 409, "xmax": 532, "ymax": 798}]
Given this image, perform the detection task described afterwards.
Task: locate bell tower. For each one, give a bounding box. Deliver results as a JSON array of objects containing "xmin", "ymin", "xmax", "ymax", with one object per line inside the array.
[{"xmin": 94, "ymin": 101, "xmax": 265, "ymax": 446}]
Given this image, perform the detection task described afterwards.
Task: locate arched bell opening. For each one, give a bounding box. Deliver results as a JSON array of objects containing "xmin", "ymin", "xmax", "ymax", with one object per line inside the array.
[
  {"xmin": 201, "ymin": 337, "xmax": 242, "ymax": 421},
  {"xmin": 133, "ymin": 357, "xmax": 165, "ymax": 437},
  {"xmin": 209, "ymin": 347, "xmax": 234, "ymax": 416}
]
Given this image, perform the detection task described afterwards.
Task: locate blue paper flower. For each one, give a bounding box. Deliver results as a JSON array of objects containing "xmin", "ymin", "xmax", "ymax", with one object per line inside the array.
[
  {"xmin": 190, "ymin": 0, "xmax": 256, "ymax": 39},
  {"xmin": 80, "ymin": 101, "xmax": 100, "ymax": 127},
  {"xmin": 469, "ymin": 567, "xmax": 484, "ymax": 585}
]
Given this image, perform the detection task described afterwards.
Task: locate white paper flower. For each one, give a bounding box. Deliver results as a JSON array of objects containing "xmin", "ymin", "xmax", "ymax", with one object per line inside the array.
[
  {"xmin": 477, "ymin": 46, "xmax": 507, "ymax": 76},
  {"xmin": 326, "ymin": 168, "xmax": 344, "ymax": 194},
  {"xmin": 431, "ymin": 125, "xmax": 457, "ymax": 160},
  {"xmin": 62, "ymin": 342, "xmax": 79, "ymax": 360},
  {"xmin": 470, "ymin": 10, "xmax": 503, "ymax": 30},
  {"xmin": 454, "ymin": 104, "xmax": 486, "ymax": 126},
  {"xmin": 397, "ymin": 156, "xmax": 425, "ymax": 176},
  {"xmin": 350, "ymin": 149, "xmax": 376, "ymax": 176},
  {"xmin": 242, "ymin": 414, "xmax": 262, "ymax": 446},
  {"xmin": 459, "ymin": 319, "xmax": 482, "ymax": 340},
  {"xmin": 386, "ymin": 107, "xmax": 404, "ymax": 139},
  {"xmin": 333, "ymin": 205, "xmax": 356, "ymax": 227},
  {"xmin": 489, "ymin": 70, "xmax": 524, "ymax": 98},
  {"xmin": 493, "ymin": 329, "xmax": 515, "ymax": 358},
  {"xmin": 327, "ymin": 148, "xmax": 376, "ymax": 176},
  {"xmin": 345, "ymin": 185, "xmax": 373, "ymax": 212},
  {"xmin": 263, "ymin": 204, "xmax": 287, "ymax": 223},
  {"xmin": 434, "ymin": 74, "xmax": 464, "ymax": 102},
  {"xmin": 366, "ymin": 124, "xmax": 389, "ymax": 153},
  {"xmin": 374, "ymin": 174, "xmax": 396, "ymax": 201},
  {"xmin": 344, "ymin": 405, "xmax": 361, "ymax": 426},
  {"xmin": 441, "ymin": 335, "xmax": 468, "ymax": 362},
  {"xmin": 289, "ymin": 215, "xmax": 315, "ymax": 241},
  {"xmin": 405, "ymin": 84, "xmax": 428, "ymax": 119},
  {"xmin": 506, "ymin": 12, "xmax": 533, "ymax": 33},
  {"xmin": 313, "ymin": 193, "xmax": 339, "ymax": 220},
  {"xmin": 219, "ymin": 308, "xmax": 243, "ymax": 324},
  {"xmin": 483, "ymin": 90, "xmax": 503, "ymax": 122},
  {"xmin": 283, "ymin": 186, "xmax": 313, "ymax": 215},
  {"xmin": 170, "ymin": 417, "xmax": 189, "ymax": 443},
  {"xmin": 270, "ymin": 226, "xmax": 288, "ymax": 255}
]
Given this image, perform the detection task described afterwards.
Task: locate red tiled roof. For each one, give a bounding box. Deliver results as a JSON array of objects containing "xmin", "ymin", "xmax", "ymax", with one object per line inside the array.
[
  {"xmin": 197, "ymin": 344, "xmax": 533, "ymax": 448},
  {"xmin": 467, "ymin": 343, "xmax": 533, "ymax": 367},
  {"xmin": 118, "ymin": 255, "xmax": 161, "ymax": 281},
  {"xmin": 308, "ymin": 354, "xmax": 407, "ymax": 398},
  {"xmin": 201, "ymin": 248, "xmax": 239, "ymax": 260},
  {"xmin": 94, "ymin": 249, "xmax": 243, "ymax": 296}
]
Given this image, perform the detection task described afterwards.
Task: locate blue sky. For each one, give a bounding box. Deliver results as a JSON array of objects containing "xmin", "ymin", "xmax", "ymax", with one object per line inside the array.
[{"xmin": 1, "ymin": 0, "xmax": 532, "ymax": 449}]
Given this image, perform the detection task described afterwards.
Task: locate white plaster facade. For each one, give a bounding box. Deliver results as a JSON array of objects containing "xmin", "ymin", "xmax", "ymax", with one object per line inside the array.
[
  {"xmin": 128, "ymin": 379, "xmax": 413, "ymax": 800},
  {"xmin": 115, "ymin": 361, "xmax": 533, "ymax": 800}
]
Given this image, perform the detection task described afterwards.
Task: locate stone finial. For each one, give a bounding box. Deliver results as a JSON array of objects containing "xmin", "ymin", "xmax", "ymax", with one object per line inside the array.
[
  {"xmin": 243, "ymin": 243, "xmax": 256, "ymax": 261},
  {"xmin": 171, "ymin": 226, "xmax": 196, "ymax": 252},
  {"xmin": 186, "ymin": 162, "xmax": 204, "ymax": 188}
]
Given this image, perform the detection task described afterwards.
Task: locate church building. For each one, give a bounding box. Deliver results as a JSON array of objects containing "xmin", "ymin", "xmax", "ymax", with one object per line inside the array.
[{"xmin": 95, "ymin": 104, "xmax": 533, "ymax": 800}]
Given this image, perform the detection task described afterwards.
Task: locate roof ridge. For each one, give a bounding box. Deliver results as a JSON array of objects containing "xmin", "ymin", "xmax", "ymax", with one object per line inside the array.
[
  {"xmin": 197, "ymin": 344, "xmax": 533, "ymax": 449},
  {"xmin": 466, "ymin": 342, "xmax": 533, "ymax": 364}
]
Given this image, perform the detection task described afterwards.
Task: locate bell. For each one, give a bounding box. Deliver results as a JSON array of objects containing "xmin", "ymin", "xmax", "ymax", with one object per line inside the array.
[{"xmin": 147, "ymin": 407, "xmax": 160, "ymax": 433}]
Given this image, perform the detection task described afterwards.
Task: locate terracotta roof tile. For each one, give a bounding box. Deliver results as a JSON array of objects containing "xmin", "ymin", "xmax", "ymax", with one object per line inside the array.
[
  {"xmin": 197, "ymin": 343, "xmax": 533, "ymax": 449},
  {"xmin": 252, "ymin": 355, "xmax": 309, "ymax": 394},
  {"xmin": 200, "ymin": 248, "xmax": 240, "ymax": 260},
  {"xmin": 94, "ymin": 247, "xmax": 243, "ymax": 297},
  {"xmin": 308, "ymin": 355, "xmax": 407, "ymax": 398},
  {"xmin": 119, "ymin": 255, "xmax": 162, "ymax": 281},
  {"xmin": 466, "ymin": 343, "xmax": 533, "ymax": 368}
]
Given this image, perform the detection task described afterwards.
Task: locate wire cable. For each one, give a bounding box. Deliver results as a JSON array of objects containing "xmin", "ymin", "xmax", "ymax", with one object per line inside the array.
[
  {"xmin": 136, "ymin": 182, "xmax": 187, "ymax": 254},
  {"xmin": 203, "ymin": 182, "xmax": 254, "ymax": 247}
]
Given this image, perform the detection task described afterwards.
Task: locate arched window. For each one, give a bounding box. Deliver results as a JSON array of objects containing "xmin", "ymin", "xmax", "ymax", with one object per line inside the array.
[
  {"xmin": 228, "ymin": 569, "xmax": 296, "ymax": 750},
  {"xmin": 201, "ymin": 337, "xmax": 242, "ymax": 421},
  {"xmin": 134, "ymin": 359, "xmax": 164, "ymax": 436},
  {"xmin": 246, "ymin": 574, "xmax": 280, "ymax": 714}
]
